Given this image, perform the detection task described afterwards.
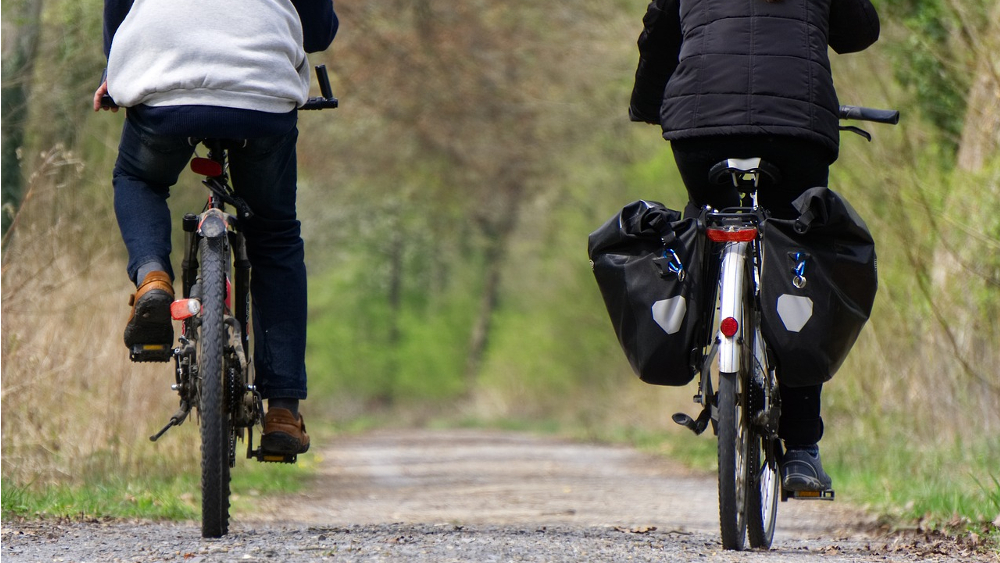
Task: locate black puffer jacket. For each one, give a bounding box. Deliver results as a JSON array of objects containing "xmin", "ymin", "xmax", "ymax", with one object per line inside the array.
[{"xmin": 629, "ymin": 0, "xmax": 879, "ymax": 159}]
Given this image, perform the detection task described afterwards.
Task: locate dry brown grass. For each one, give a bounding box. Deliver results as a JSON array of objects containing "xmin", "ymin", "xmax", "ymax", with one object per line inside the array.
[{"xmin": 1, "ymin": 145, "xmax": 196, "ymax": 489}]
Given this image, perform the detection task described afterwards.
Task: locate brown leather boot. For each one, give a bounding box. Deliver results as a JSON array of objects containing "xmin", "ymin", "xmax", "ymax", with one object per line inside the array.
[
  {"xmin": 261, "ymin": 408, "xmax": 310, "ymax": 454},
  {"xmin": 124, "ymin": 271, "xmax": 174, "ymax": 348}
]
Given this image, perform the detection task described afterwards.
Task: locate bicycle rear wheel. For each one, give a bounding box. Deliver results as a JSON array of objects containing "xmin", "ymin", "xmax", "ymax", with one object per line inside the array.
[
  {"xmin": 716, "ymin": 241, "xmax": 753, "ymax": 550},
  {"xmin": 717, "ymin": 370, "xmax": 749, "ymax": 550},
  {"xmin": 197, "ymin": 235, "xmax": 231, "ymax": 538},
  {"xmin": 746, "ymin": 325, "xmax": 779, "ymax": 548}
]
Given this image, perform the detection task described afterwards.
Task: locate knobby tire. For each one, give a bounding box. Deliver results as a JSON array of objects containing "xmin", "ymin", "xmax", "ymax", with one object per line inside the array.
[{"xmin": 198, "ymin": 235, "xmax": 231, "ymax": 538}]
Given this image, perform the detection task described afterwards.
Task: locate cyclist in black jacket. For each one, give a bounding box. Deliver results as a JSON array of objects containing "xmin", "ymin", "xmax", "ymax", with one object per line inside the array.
[{"xmin": 629, "ymin": 0, "xmax": 880, "ymax": 492}]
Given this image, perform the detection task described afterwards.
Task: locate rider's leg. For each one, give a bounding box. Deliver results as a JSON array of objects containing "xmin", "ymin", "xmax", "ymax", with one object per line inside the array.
[
  {"xmin": 227, "ymin": 126, "xmax": 309, "ymax": 454},
  {"xmin": 778, "ymin": 383, "xmax": 824, "ymax": 445},
  {"xmin": 113, "ymin": 111, "xmax": 194, "ymax": 283},
  {"xmin": 113, "ymin": 111, "xmax": 194, "ymax": 347},
  {"xmin": 778, "ymin": 383, "xmax": 832, "ymax": 491}
]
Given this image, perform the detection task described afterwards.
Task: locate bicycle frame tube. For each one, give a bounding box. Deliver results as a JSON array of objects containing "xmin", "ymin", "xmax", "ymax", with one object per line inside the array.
[{"xmin": 718, "ymin": 241, "xmax": 749, "ymax": 374}]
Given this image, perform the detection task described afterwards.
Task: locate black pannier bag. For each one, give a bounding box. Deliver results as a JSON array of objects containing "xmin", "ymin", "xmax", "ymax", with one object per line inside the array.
[
  {"xmin": 588, "ymin": 201, "xmax": 704, "ymax": 386},
  {"xmin": 760, "ymin": 187, "xmax": 878, "ymax": 387}
]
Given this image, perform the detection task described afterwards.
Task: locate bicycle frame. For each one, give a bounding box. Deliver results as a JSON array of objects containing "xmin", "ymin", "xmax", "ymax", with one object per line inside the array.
[
  {"xmin": 682, "ymin": 186, "xmax": 783, "ymax": 550},
  {"xmin": 150, "ymin": 141, "xmax": 261, "ymax": 451}
]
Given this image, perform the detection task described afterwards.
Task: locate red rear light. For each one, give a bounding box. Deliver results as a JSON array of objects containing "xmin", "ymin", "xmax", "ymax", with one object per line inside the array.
[
  {"xmin": 190, "ymin": 157, "xmax": 223, "ymax": 177},
  {"xmin": 706, "ymin": 228, "xmax": 757, "ymax": 243},
  {"xmin": 720, "ymin": 317, "xmax": 739, "ymax": 337},
  {"xmin": 171, "ymin": 298, "xmax": 201, "ymax": 320}
]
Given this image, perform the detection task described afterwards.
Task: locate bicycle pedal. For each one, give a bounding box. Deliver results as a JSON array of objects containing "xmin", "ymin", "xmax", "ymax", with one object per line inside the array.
[
  {"xmin": 129, "ymin": 343, "xmax": 173, "ymax": 363},
  {"xmin": 781, "ymin": 488, "xmax": 835, "ymax": 502},
  {"xmin": 249, "ymin": 449, "xmax": 297, "ymax": 464}
]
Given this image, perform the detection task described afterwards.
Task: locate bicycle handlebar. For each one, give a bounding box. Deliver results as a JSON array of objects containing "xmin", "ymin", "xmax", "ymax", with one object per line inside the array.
[
  {"xmin": 99, "ymin": 65, "xmax": 339, "ymax": 111},
  {"xmin": 300, "ymin": 65, "xmax": 339, "ymax": 110},
  {"xmin": 839, "ymin": 105, "xmax": 899, "ymax": 125}
]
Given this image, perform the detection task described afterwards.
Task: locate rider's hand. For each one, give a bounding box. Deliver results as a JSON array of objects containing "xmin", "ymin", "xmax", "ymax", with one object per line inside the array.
[{"xmin": 93, "ymin": 81, "xmax": 118, "ymax": 112}]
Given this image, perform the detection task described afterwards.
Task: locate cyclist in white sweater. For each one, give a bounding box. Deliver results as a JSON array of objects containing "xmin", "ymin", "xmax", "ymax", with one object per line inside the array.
[{"xmin": 94, "ymin": 0, "xmax": 338, "ymax": 456}]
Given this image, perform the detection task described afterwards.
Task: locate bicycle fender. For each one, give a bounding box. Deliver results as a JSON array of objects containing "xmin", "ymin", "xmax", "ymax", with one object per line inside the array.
[{"xmin": 718, "ymin": 241, "xmax": 749, "ymax": 374}]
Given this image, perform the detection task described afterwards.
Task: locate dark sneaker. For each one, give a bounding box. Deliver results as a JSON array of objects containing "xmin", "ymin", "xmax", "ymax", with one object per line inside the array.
[
  {"xmin": 781, "ymin": 446, "xmax": 833, "ymax": 492},
  {"xmin": 124, "ymin": 271, "xmax": 174, "ymax": 349},
  {"xmin": 261, "ymin": 408, "xmax": 310, "ymax": 455}
]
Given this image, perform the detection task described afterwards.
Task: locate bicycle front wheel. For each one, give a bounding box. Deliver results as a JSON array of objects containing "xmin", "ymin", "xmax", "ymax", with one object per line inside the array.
[{"xmin": 197, "ymin": 235, "xmax": 231, "ymax": 538}]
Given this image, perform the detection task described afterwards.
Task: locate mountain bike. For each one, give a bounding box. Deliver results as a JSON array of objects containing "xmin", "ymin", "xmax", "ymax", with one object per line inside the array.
[
  {"xmin": 103, "ymin": 66, "xmax": 338, "ymax": 538},
  {"xmin": 671, "ymin": 105, "xmax": 899, "ymax": 550}
]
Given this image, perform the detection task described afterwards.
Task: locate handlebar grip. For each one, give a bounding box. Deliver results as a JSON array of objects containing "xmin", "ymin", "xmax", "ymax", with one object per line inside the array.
[
  {"xmin": 839, "ymin": 105, "xmax": 900, "ymax": 125},
  {"xmin": 316, "ymin": 65, "xmax": 334, "ymax": 100},
  {"xmin": 301, "ymin": 96, "xmax": 339, "ymax": 110}
]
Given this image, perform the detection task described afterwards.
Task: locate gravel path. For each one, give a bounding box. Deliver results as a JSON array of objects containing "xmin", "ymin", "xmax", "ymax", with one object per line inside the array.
[{"xmin": 2, "ymin": 428, "xmax": 994, "ymax": 562}]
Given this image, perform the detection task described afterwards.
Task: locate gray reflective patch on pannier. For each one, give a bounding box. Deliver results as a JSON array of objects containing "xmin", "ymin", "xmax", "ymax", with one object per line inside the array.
[
  {"xmin": 776, "ymin": 294, "xmax": 813, "ymax": 332},
  {"xmin": 652, "ymin": 296, "xmax": 687, "ymax": 335}
]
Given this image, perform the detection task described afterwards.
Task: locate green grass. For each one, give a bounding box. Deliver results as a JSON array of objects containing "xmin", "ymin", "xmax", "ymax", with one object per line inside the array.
[
  {"xmin": 2, "ymin": 476, "xmax": 199, "ymax": 521},
  {"xmin": 825, "ymin": 436, "xmax": 1000, "ymax": 529},
  {"xmin": 2, "ymin": 453, "xmax": 312, "ymax": 522}
]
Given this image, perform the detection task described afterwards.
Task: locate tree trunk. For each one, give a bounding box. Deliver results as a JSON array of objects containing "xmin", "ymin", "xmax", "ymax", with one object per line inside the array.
[
  {"xmin": 463, "ymin": 188, "xmax": 522, "ymax": 391},
  {"xmin": 955, "ymin": 2, "xmax": 1000, "ymax": 173},
  {"xmin": 1, "ymin": 0, "xmax": 44, "ymax": 237}
]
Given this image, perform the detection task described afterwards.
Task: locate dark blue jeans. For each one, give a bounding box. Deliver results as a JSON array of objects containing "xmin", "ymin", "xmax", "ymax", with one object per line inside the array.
[{"xmin": 113, "ymin": 110, "xmax": 307, "ymax": 400}]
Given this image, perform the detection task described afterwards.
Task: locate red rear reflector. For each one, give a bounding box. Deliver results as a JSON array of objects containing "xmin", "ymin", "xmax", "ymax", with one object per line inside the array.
[
  {"xmin": 190, "ymin": 158, "xmax": 223, "ymax": 177},
  {"xmin": 707, "ymin": 228, "xmax": 757, "ymax": 243},
  {"xmin": 720, "ymin": 317, "xmax": 739, "ymax": 337},
  {"xmin": 171, "ymin": 298, "xmax": 201, "ymax": 320}
]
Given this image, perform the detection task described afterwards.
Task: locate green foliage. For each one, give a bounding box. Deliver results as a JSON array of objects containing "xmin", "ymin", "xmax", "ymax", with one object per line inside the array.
[
  {"xmin": 305, "ymin": 207, "xmax": 479, "ymax": 405},
  {"xmin": 876, "ymin": 0, "xmax": 967, "ymax": 151}
]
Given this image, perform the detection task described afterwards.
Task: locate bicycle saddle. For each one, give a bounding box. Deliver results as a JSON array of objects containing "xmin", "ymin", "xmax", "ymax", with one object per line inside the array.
[{"xmin": 709, "ymin": 158, "xmax": 782, "ymax": 188}]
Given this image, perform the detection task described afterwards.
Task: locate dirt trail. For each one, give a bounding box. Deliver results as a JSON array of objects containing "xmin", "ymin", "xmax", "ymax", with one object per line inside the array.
[
  {"xmin": 259, "ymin": 428, "xmax": 857, "ymax": 535},
  {"xmin": 3, "ymin": 428, "xmax": 993, "ymax": 562}
]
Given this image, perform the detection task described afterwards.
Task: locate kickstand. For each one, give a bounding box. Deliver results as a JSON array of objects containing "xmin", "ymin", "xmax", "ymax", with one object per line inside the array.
[
  {"xmin": 150, "ymin": 403, "xmax": 191, "ymax": 442},
  {"xmin": 672, "ymin": 406, "xmax": 712, "ymax": 435}
]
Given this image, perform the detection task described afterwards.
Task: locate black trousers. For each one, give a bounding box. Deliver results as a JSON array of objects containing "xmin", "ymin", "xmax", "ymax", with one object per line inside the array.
[
  {"xmin": 671, "ymin": 134, "xmax": 833, "ymax": 445},
  {"xmin": 670, "ymin": 134, "xmax": 833, "ymax": 220}
]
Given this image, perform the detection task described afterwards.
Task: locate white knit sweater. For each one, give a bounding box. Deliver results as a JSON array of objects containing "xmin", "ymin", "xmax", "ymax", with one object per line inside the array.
[{"xmin": 107, "ymin": 0, "xmax": 309, "ymax": 113}]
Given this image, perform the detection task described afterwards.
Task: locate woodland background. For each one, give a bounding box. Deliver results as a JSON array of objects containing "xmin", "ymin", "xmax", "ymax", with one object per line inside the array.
[{"xmin": 2, "ymin": 0, "xmax": 999, "ymax": 527}]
